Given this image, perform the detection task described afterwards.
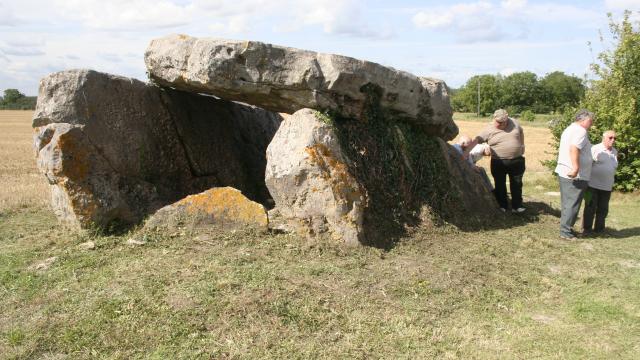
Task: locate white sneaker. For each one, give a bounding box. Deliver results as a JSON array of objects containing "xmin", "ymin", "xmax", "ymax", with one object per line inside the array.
[
  {"xmin": 512, "ymin": 207, "xmax": 526, "ymax": 213},
  {"xmin": 499, "ymin": 208, "xmax": 507, "ymax": 213}
]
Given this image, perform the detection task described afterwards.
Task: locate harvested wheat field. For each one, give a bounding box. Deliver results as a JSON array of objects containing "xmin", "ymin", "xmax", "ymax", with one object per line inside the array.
[{"xmin": 0, "ymin": 110, "xmax": 49, "ymax": 212}]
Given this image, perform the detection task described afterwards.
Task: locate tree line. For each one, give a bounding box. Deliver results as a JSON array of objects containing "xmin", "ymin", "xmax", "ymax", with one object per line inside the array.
[
  {"xmin": 451, "ymin": 71, "xmax": 585, "ymax": 116},
  {"xmin": 451, "ymin": 12, "xmax": 637, "ymax": 191},
  {"xmin": 0, "ymin": 89, "xmax": 37, "ymax": 110}
]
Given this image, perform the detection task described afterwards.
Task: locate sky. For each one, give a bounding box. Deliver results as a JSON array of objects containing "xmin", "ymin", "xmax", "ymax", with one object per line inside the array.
[{"xmin": 1, "ymin": 0, "xmax": 640, "ymax": 96}]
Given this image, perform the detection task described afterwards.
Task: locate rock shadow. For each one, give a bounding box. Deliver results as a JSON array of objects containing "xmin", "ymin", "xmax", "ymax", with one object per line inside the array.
[
  {"xmin": 454, "ymin": 200, "xmax": 561, "ymax": 233},
  {"xmin": 603, "ymin": 226, "xmax": 640, "ymax": 239}
]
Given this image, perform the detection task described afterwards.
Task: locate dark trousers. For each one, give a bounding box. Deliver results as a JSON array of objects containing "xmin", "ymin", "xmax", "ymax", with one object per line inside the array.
[
  {"xmin": 582, "ymin": 187, "xmax": 612, "ymax": 232},
  {"xmin": 490, "ymin": 156, "xmax": 525, "ymax": 209},
  {"xmin": 559, "ymin": 176, "xmax": 588, "ymax": 237}
]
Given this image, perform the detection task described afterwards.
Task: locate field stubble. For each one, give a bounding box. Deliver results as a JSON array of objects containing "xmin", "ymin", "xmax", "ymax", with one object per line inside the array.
[{"xmin": 0, "ymin": 111, "xmax": 49, "ymax": 213}]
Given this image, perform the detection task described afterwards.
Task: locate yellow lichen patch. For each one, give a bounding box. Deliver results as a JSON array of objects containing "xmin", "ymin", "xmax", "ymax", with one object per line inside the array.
[{"xmin": 177, "ymin": 187, "xmax": 268, "ymax": 229}]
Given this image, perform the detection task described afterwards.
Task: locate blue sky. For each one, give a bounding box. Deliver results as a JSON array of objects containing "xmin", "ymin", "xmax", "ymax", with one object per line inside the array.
[{"xmin": 1, "ymin": 0, "xmax": 639, "ymax": 95}]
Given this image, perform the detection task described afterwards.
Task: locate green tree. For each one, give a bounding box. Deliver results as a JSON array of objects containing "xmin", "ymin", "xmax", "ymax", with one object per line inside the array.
[
  {"xmin": 1, "ymin": 89, "xmax": 24, "ymax": 104},
  {"xmin": 451, "ymin": 74, "xmax": 503, "ymax": 115},
  {"xmin": 0, "ymin": 88, "xmax": 36, "ymax": 110},
  {"xmin": 540, "ymin": 71, "xmax": 585, "ymax": 112},
  {"xmin": 549, "ymin": 11, "xmax": 640, "ymax": 191},
  {"xmin": 500, "ymin": 71, "xmax": 543, "ymax": 114}
]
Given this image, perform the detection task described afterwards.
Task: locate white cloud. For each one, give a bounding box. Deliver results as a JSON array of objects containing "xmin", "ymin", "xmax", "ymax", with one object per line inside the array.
[
  {"xmin": 412, "ymin": 1, "xmax": 601, "ymax": 43},
  {"xmin": 501, "ymin": 0, "xmax": 527, "ymax": 11},
  {"xmin": 412, "ymin": 12, "xmax": 454, "ymax": 28},
  {"xmin": 1, "ymin": 48, "xmax": 45, "ymax": 56},
  {"xmin": 413, "ymin": 1, "xmax": 510, "ymax": 43},
  {"xmin": 413, "ymin": 1, "xmax": 494, "ymax": 30},
  {"xmin": 0, "ymin": 3, "xmax": 18, "ymax": 26},
  {"xmin": 281, "ymin": 0, "xmax": 393, "ymax": 39},
  {"xmin": 50, "ymin": 0, "xmax": 191, "ymax": 31},
  {"xmin": 605, "ymin": 0, "xmax": 640, "ymax": 10},
  {"xmin": 1, "ymin": 36, "xmax": 46, "ymax": 57}
]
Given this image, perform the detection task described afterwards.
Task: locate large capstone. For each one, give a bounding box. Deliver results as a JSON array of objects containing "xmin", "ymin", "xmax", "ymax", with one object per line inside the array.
[
  {"xmin": 145, "ymin": 34, "xmax": 458, "ymax": 140},
  {"xmin": 33, "ymin": 69, "xmax": 281, "ymax": 229}
]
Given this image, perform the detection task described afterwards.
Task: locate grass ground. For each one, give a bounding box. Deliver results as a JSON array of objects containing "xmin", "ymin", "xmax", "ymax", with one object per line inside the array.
[{"xmin": 1, "ymin": 111, "xmax": 639, "ymax": 359}]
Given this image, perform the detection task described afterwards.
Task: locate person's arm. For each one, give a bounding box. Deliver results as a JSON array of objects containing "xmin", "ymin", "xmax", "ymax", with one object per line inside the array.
[
  {"xmin": 474, "ymin": 126, "xmax": 489, "ymax": 145},
  {"xmin": 592, "ymin": 144, "xmax": 601, "ymax": 162},
  {"xmin": 519, "ymin": 126, "xmax": 525, "ymax": 155},
  {"xmin": 567, "ymin": 145, "xmax": 580, "ymax": 178}
]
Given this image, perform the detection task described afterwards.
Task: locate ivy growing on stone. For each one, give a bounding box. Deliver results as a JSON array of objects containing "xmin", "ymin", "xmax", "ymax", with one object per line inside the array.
[{"xmin": 317, "ymin": 83, "xmax": 460, "ymax": 247}]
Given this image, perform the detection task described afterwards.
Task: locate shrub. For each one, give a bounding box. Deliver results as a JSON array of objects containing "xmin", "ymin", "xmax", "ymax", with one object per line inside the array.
[{"xmin": 520, "ymin": 110, "xmax": 536, "ymax": 122}]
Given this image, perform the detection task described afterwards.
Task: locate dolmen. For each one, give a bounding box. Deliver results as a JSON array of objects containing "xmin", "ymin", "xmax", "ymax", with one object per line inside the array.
[{"xmin": 33, "ymin": 34, "xmax": 497, "ymax": 247}]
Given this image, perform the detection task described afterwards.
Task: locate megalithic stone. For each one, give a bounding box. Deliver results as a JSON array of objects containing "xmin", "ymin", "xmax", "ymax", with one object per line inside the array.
[
  {"xmin": 145, "ymin": 34, "xmax": 457, "ymax": 140},
  {"xmin": 33, "ymin": 69, "xmax": 282, "ymax": 229}
]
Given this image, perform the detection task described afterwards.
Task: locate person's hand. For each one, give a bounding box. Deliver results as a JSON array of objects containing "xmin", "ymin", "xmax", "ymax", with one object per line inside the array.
[{"xmin": 567, "ymin": 168, "xmax": 578, "ymax": 178}]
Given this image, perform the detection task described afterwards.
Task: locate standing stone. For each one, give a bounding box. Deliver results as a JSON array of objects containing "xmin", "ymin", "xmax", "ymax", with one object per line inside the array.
[
  {"xmin": 265, "ymin": 107, "xmax": 498, "ymax": 246},
  {"xmin": 33, "ymin": 69, "xmax": 281, "ymax": 229},
  {"xmin": 145, "ymin": 34, "xmax": 458, "ymax": 140},
  {"xmin": 438, "ymin": 140, "xmax": 500, "ymax": 220},
  {"xmin": 265, "ymin": 109, "xmax": 365, "ymax": 245}
]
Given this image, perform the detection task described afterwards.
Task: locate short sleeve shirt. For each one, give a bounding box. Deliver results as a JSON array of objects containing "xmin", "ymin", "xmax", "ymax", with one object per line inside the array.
[
  {"xmin": 469, "ymin": 143, "xmax": 489, "ymax": 164},
  {"xmin": 477, "ymin": 118, "xmax": 524, "ymax": 159},
  {"xmin": 588, "ymin": 143, "xmax": 618, "ymax": 191},
  {"xmin": 555, "ymin": 123, "xmax": 592, "ymax": 180}
]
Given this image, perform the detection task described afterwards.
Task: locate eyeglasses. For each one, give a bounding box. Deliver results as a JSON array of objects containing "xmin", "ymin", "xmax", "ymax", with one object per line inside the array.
[{"xmin": 607, "ymin": 136, "xmax": 616, "ymax": 140}]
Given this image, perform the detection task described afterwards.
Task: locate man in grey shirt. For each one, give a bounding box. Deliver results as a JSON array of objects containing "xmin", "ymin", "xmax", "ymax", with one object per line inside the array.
[
  {"xmin": 474, "ymin": 109, "xmax": 526, "ymax": 213},
  {"xmin": 583, "ymin": 130, "xmax": 618, "ymax": 234}
]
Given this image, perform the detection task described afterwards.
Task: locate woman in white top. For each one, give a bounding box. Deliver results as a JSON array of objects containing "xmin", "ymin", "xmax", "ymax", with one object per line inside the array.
[{"xmin": 583, "ymin": 130, "xmax": 618, "ymax": 233}]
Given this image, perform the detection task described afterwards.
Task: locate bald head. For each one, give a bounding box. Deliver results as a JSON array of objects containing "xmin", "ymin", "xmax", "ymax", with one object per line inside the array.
[{"xmin": 457, "ymin": 135, "xmax": 472, "ymax": 148}]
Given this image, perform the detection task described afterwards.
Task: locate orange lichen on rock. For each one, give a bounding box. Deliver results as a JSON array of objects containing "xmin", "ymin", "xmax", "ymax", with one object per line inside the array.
[
  {"xmin": 41, "ymin": 126, "xmax": 99, "ymax": 227},
  {"xmin": 56, "ymin": 129, "xmax": 90, "ymax": 181},
  {"xmin": 304, "ymin": 143, "xmax": 363, "ymax": 206},
  {"xmin": 175, "ymin": 187, "xmax": 268, "ymax": 229}
]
